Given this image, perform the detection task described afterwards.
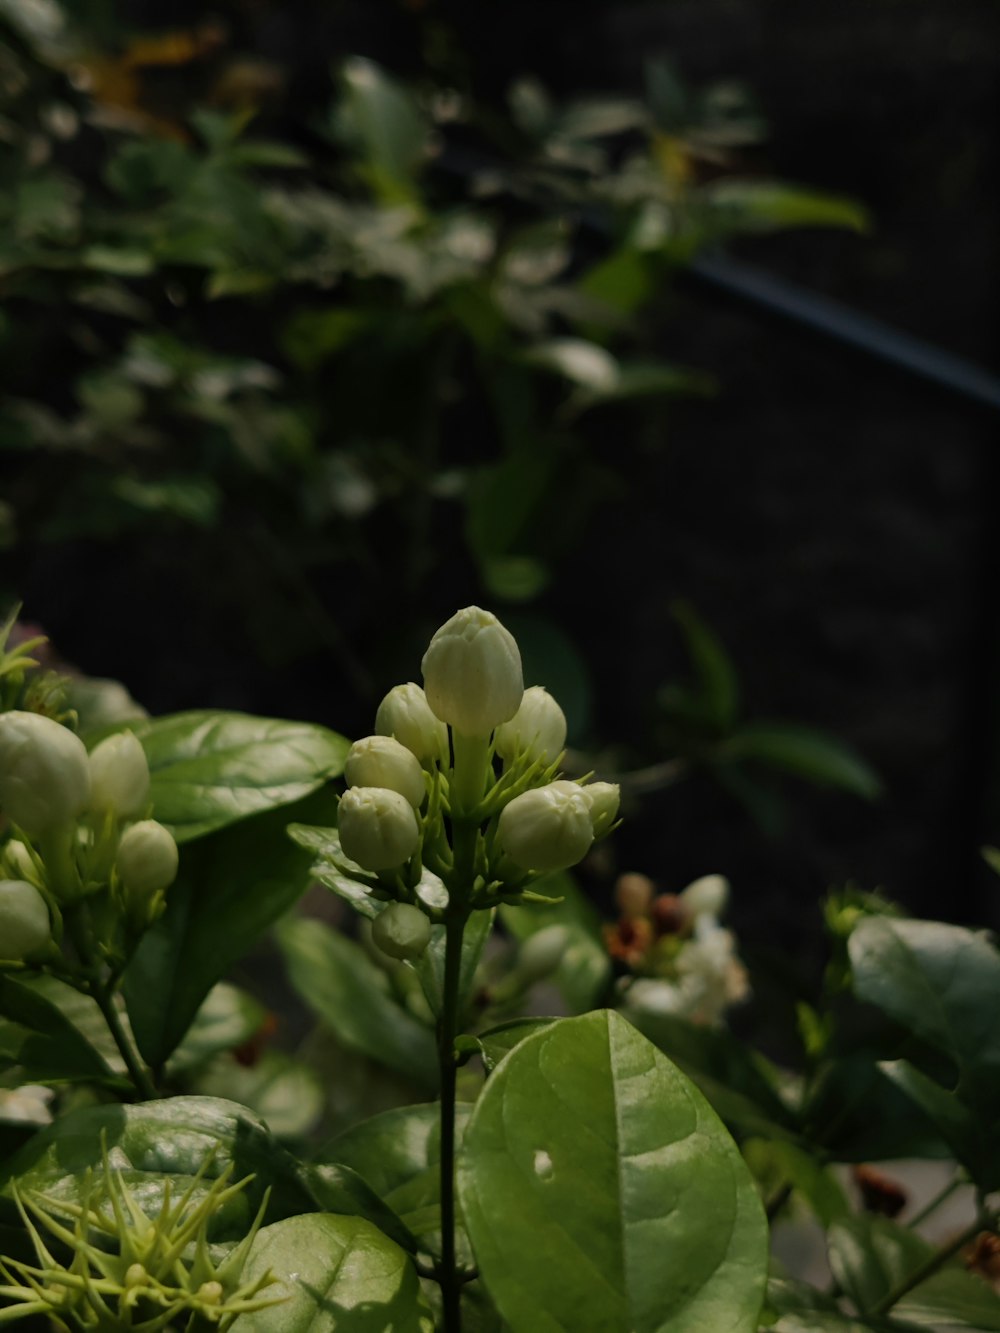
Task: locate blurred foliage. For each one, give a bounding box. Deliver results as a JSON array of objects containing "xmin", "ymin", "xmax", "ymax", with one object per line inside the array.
[{"xmin": 0, "ymin": 3, "xmax": 866, "ymax": 690}]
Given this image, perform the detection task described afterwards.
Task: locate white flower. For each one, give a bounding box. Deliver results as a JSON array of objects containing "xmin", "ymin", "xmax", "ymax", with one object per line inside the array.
[
  {"xmin": 88, "ymin": 731, "xmax": 150, "ymax": 819},
  {"xmin": 497, "ymin": 781, "xmax": 593, "ymax": 873},
  {"xmin": 375, "ymin": 683, "xmax": 448, "ymax": 764},
  {"xmin": 0, "ymin": 1084, "xmax": 54, "ymax": 1126},
  {"xmin": 494, "ymin": 686, "xmax": 566, "ymax": 764},
  {"xmin": 345, "ymin": 735, "xmax": 426, "ymax": 809},
  {"xmin": 680, "ymin": 874, "xmax": 729, "ymax": 920},
  {"xmin": 0, "ymin": 711, "xmax": 90, "ymax": 836},
  {"xmin": 337, "ymin": 786, "xmax": 420, "ymax": 871},
  {"xmin": 421, "ymin": 606, "xmax": 523, "ymax": 737}
]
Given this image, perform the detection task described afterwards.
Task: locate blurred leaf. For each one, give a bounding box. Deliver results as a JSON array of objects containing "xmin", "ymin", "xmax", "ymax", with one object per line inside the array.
[
  {"xmin": 501, "ymin": 873, "xmax": 609, "ymax": 1013},
  {"xmin": 707, "ymin": 180, "xmax": 870, "ymax": 234},
  {"xmin": 190, "ymin": 1050, "xmax": 324, "ymax": 1141},
  {"xmin": 726, "ymin": 722, "xmax": 881, "ymax": 799},
  {"xmin": 111, "ymin": 475, "xmax": 221, "ymax": 527},
  {"xmin": 337, "ymin": 58, "xmax": 428, "ymax": 203},
  {"xmin": 500, "ymin": 613, "xmax": 593, "ymax": 741},
  {"xmin": 168, "ymin": 982, "xmax": 267, "ymax": 1075},
  {"xmin": 520, "ymin": 337, "xmax": 619, "ymax": 391},
  {"xmin": 122, "ymin": 790, "xmax": 333, "ymax": 1070},
  {"xmin": 277, "ymin": 916, "xmax": 437, "ymax": 1091},
  {"xmin": 416, "ymin": 909, "xmax": 495, "ymax": 1022},
  {"xmin": 569, "ymin": 360, "xmax": 715, "ymax": 414},
  {"xmin": 480, "ymin": 554, "xmax": 551, "ymax": 602},
  {"xmin": 666, "ymin": 600, "xmax": 740, "ymax": 733}
]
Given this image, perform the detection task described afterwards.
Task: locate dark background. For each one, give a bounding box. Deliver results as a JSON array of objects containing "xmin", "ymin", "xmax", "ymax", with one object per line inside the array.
[{"xmin": 12, "ymin": 0, "xmax": 1000, "ymax": 946}]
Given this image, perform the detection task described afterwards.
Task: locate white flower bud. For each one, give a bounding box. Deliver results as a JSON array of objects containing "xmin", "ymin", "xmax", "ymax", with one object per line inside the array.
[
  {"xmin": 421, "ymin": 606, "xmax": 523, "ymax": 737},
  {"xmin": 494, "ymin": 686, "xmax": 567, "ymax": 764},
  {"xmin": 338, "ymin": 786, "xmax": 420, "ymax": 871},
  {"xmin": 681, "ymin": 874, "xmax": 729, "ymax": 920},
  {"xmin": 375, "ymin": 683, "xmax": 448, "ymax": 764},
  {"xmin": 517, "ymin": 924, "xmax": 571, "ymax": 983},
  {"xmin": 0, "ymin": 711, "xmax": 90, "ymax": 836},
  {"xmin": 0, "ymin": 879, "xmax": 51, "ymax": 959},
  {"xmin": 88, "ymin": 732, "xmax": 150, "ymax": 819},
  {"xmin": 345, "ymin": 736, "xmax": 426, "ymax": 809},
  {"xmin": 582, "ymin": 781, "xmax": 621, "ymax": 838},
  {"xmin": 115, "ymin": 820, "xmax": 178, "ymax": 899},
  {"xmin": 2, "ymin": 840, "xmax": 37, "ymax": 882},
  {"xmin": 371, "ymin": 902, "xmax": 432, "ymax": 960},
  {"xmin": 497, "ymin": 781, "xmax": 593, "ymax": 872}
]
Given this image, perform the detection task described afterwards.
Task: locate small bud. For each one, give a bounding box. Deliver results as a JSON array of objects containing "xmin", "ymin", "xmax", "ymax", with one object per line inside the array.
[
  {"xmin": 681, "ymin": 874, "xmax": 729, "ymax": 920},
  {"xmin": 495, "ymin": 686, "xmax": 567, "ymax": 764},
  {"xmin": 2, "ymin": 840, "xmax": 37, "ymax": 882},
  {"xmin": 0, "ymin": 879, "xmax": 51, "ymax": 960},
  {"xmin": 116, "ymin": 820, "xmax": 179, "ymax": 899},
  {"xmin": 582, "ymin": 781, "xmax": 620, "ymax": 838},
  {"xmin": 371, "ymin": 902, "xmax": 432, "ymax": 960},
  {"xmin": 614, "ymin": 873, "xmax": 654, "ymax": 918},
  {"xmin": 517, "ymin": 924, "xmax": 571, "ymax": 983},
  {"xmin": 375, "ymin": 682, "xmax": 449, "ymax": 764},
  {"xmin": 421, "ymin": 606, "xmax": 523, "ymax": 737},
  {"xmin": 0, "ymin": 711, "xmax": 90, "ymax": 836},
  {"xmin": 345, "ymin": 735, "xmax": 426, "ymax": 809},
  {"xmin": 651, "ymin": 893, "xmax": 688, "ymax": 935},
  {"xmin": 497, "ymin": 781, "xmax": 593, "ymax": 873},
  {"xmin": 87, "ymin": 732, "xmax": 150, "ymax": 819},
  {"xmin": 197, "ymin": 1281, "xmax": 224, "ymax": 1306},
  {"xmin": 124, "ymin": 1264, "xmax": 147, "ymax": 1290},
  {"xmin": 338, "ymin": 786, "xmax": 420, "ymax": 871}
]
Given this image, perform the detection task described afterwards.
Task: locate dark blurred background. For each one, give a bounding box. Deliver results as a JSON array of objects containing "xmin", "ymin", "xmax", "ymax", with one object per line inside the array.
[{"xmin": 4, "ymin": 0, "xmax": 999, "ymax": 949}]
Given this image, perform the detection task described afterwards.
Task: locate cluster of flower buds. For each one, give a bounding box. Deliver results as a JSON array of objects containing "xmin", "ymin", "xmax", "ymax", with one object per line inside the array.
[
  {"xmin": 607, "ymin": 872, "xmax": 749, "ymax": 1026},
  {"xmin": 0, "ymin": 712, "xmax": 178, "ymax": 967},
  {"xmin": 329, "ymin": 607, "xmax": 620, "ymax": 960}
]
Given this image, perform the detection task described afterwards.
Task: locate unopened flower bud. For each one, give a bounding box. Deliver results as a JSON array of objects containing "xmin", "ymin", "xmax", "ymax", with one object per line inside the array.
[
  {"xmin": 375, "ymin": 683, "xmax": 448, "ymax": 764},
  {"xmin": 2, "ymin": 840, "xmax": 37, "ymax": 882},
  {"xmin": 651, "ymin": 893, "xmax": 688, "ymax": 935},
  {"xmin": 371, "ymin": 902, "xmax": 432, "ymax": 960},
  {"xmin": 582, "ymin": 781, "xmax": 620, "ymax": 838},
  {"xmin": 497, "ymin": 781, "xmax": 593, "ymax": 873},
  {"xmin": 345, "ymin": 736, "xmax": 426, "ymax": 809},
  {"xmin": 615, "ymin": 872, "xmax": 654, "ymax": 918},
  {"xmin": 681, "ymin": 874, "xmax": 729, "ymax": 919},
  {"xmin": 517, "ymin": 924, "xmax": 570, "ymax": 983},
  {"xmin": 0, "ymin": 879, "xmax": 51, "ymax": 959},
  {"xmin": 495, "ymin": 686, "xmax": 567, "ymax": 764},
  {"xmin": 338, "ymin": 787, "xmax": 420, "ymax": 871},
  {"xmin": 88, "ymin": 732, "xmax": 150, "ymax": 819},
  {"xmin": 116, "ymin": 820, "xmax": 178, "ymax": 899},
  {"xmin": 0, "ymin": 711, "xmax": 90, "ymax": 836},
  {"xmin": 421, "ymin": 606, "xmax": 523, "ymax": 737},
  {"xmin": 197, "ymin": 1281, "xmax": 224, "ymax": 1306}
]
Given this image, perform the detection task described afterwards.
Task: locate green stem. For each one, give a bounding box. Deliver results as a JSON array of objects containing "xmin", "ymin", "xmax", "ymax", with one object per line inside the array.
[
  {"xmin": 870, "ymin": 1209, "xmax": 997, "ymax": 1319},
  {"xmin": 438, "ymin": 908, "xmax": 467, "ymax": 1333},
  {"xmin": 906, "ymin": 1173, "xmax": 964, "ymax": 1230},
  {"xmin": 450, "ymin": 732, "xmax": 490, "ymax": 816},
  {"xmin": 91, "ymin": 981, "xmax": 158, "ymax": 1102}
]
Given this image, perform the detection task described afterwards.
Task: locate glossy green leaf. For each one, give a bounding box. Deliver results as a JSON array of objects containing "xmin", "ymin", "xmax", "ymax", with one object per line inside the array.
[
  {"xmin": 321, "ymin": 1102, "xmax": 472, "ymax": 1260},
  {"xmin": 100, "ymin": 709, "xmax": 348, "ymax": 843},
  {"xmin": 191, "ymin": 1050, "xmax": 324, "ymax": 1141},
  {"xmin": 123, "ymin": 790, "xmax": 331, "ymax": 1069},
  {"xmin": 277, "ymin": 916, "xmax": 437, "ymax": 1091},
  {"xmin": 230, "ymin": 1213, "xmax": 433, "ymax": 1332},
  {"xmin": 287, "ymin": 822, "xmax": 381, "ymax": 919},
  {"xmin": 727, "ymin": 722, "xmax": 881, "ymax": 799},
  {"xmin": 416, "ymin": 909, "xmax": 495, "ymax": 1021},
  {"xmin": 0, "ymin": 1095, "xmax": 312, "ymax": 1243},
  {"xmin": 475, "ymin": 1018, "xmax": 556, "ymax": 1073},
  {"xmin": 458, "ymin": 1010, "xmax": 768, "ymax": 1332}
]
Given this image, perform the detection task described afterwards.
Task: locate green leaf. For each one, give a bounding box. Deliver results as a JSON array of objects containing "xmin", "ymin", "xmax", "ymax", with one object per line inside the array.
[
  {"xmin": 168, "ymin": 982, "xmax": 268, "ymax": 1074},
  {"xmin": 457, "ymin": 1010, "xmax": 768, "ymax": 1332},
  {"xmin": 744, "ymin": 1139, "xmax": 849, "ymax": 1227},
  {"xmin": 320, "ymin": 1102, "xmax": 473, "ymax": 1261},
  {"xmin": 100, "ymin": 709, "xmax": 349, "ymax": 843},
  {"xmin": 475, "ymin": 1018, "xmax": 556, "ymax": 1073},
  {"xmin": 287, "ymin": 822, "xmax": 382, "ymax": 919},
  {"xmin": 0, "ymin": 1095, "xmax": 313, "ymax": 1243},
  {"xmin": 230, "ymin": 1213, "xmax": 433, "ymax": 1332},
  {"xmin": 828, "ymin": 1213, "xmax": 1000, "ymax": 1329},
  {"xmin": 337, "ymin": 58, "xmax": 428, "ymax": 203},
  {"xmin": 520, "ymin": 337, "xmax": 619, "ymax": 390},
  {"xmin": 276, "ymin": 917, "xmax": 437, "ymax": 1091},
  {"xmin": 706, "ymin": 179, "xmax": 870, "ymax": 234},
  {"xmin": 726, "ymin": 722, "xmax": 881, "ymax": 799},
  {"xmin": 191, "ymin": 1050, "xmax": 324, "ymax": 1142},
  {"xmin": 123, "ymin": 790, "xmax": 330, "ymax": 1069},
  {"xmin": 0, "ymin": 976, "xmax": 115, "ymax": 1085},
  {"xmin": 670, "ymin": 600, "xmax": 740, "ymax": 732},
  {"xmin": 416, "ymin": 909, "xmax": 494, "ymax": 1021},
  {"xmin": 569, "ymin": 360, "xmax": 715, "ymax": 415}
]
